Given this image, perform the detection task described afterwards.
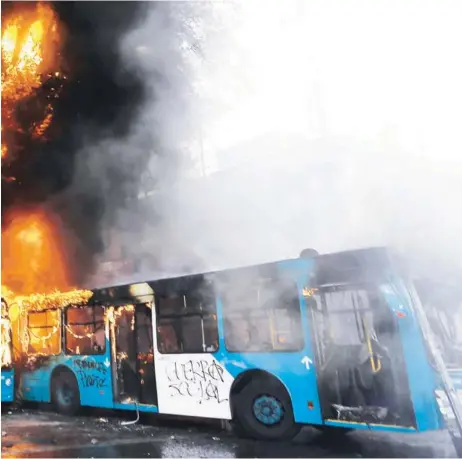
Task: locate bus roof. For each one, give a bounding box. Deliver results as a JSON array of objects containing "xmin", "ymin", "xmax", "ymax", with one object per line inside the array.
[{"xmin": 88, "ymin": 246, "xmax": 399, "ymax": 305}]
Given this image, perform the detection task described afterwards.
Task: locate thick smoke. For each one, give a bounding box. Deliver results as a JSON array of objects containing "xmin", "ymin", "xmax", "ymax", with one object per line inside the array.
[
  {"xmin": 65, "ymin": 1, "xmax": 462, "ymax": 286},
  {"xmin": 1, "ymin": 1, "xmax": 149, "ymax": 286}
]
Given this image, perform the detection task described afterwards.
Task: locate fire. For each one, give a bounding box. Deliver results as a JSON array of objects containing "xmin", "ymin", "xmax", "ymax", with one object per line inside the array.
[
  {"xmin": 1, "ymin": 297, "xmax": 13, "ymax": 368},
  {"xmin": 9, "ymin": 289, "xmax": 94, "ymax": 313},
  {"xmin": 1, "ymin": 208, "xmax": 72, "ymax": 295},
  {"xmin": 1, "ymin": 2, "xmax": 63, "ymax": 163}
]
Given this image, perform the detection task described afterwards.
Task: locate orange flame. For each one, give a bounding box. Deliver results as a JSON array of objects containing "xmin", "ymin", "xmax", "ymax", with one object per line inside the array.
[
  {"xmin": 1, "ymin": 2, "xmax": 62, "ymax": 162},
  {"xmin": 1, "ymin": 209, "xmax": 72, "ymax": 295}
]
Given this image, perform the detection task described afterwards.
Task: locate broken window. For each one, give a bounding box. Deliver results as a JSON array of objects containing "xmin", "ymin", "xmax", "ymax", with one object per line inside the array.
[
  {"xmin": 156, "ymin": 280, "xmax": 218, "ymax": 354},
  {"xmin": 222, "ymin": 279, "xmax": 304, "ymax": 353},
  {"xmin": 65, "ymin": 306, "xmax": 105, "ymax": 355},
  {"xmin": 28, "ymin": 310, "xmax": 61, "ymax": 355}
]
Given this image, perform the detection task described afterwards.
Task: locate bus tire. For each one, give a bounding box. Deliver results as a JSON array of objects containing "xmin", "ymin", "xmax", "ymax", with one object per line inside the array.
[
  {"xmin": 51, "ymin": 370, "xmax": 80, "ymax": 416},
  {"xmin": 233, "ymin": 377, "xmax": 301, "ymax": 441}
]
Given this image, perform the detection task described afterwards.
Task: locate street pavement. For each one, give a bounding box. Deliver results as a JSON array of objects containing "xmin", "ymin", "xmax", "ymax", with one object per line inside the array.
[{"xmin": 1, "ymin": 406, "xmax": 458, "ymax": 458}]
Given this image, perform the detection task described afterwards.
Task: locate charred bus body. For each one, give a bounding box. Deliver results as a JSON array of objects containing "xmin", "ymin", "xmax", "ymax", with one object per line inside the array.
[{"xmin": 8, "ymin": 247, "xmax": 457, "ymax": 442}]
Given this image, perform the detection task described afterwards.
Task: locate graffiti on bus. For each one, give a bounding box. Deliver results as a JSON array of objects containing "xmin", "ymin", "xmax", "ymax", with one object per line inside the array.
[
  {"xmin": 166, "ymin": 359, "xmax": 228, "ymax": 404},
  {"xmin": 74, "ymin": 359, "xmax": 108, "ymax": 389}
]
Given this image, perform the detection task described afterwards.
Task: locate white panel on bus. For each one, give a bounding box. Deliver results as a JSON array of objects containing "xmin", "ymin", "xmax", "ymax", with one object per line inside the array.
[{"xmin": 154, "ymin": 352, "xmax": 234, "ymax": 419}]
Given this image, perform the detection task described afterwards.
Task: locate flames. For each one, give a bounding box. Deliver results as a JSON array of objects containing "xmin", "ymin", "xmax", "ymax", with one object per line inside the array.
[
  {"xmin": 1, "ymin": 2, "xmax": 64, "ymax": 164},
  {"xmin": 1, "ymin": 3, "xmax": 73, "ymax": 303},
  {"xmin": 1, "ymin": 208, "xmax": 72, "ymax": 295},
  {"xmin": 1, "ymin": 297, "xmax": 13, "ymax": 368}
]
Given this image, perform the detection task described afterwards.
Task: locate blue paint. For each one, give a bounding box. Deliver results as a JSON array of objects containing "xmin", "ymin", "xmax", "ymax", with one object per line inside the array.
[
  {"xmin": 113, "ymin": 402, "xmax": 158, "ymax": 413},
  {"xmin": 215, "ymin": 258, "xmax": 324, "ymax": 426},
  {"xmin": 1, "ymin": 368, "xmax": 14, "ymax": 403},
  {"xmin": 20, "ymin": 335, "xmax": 115, "ymax": 409},
  {"xmin": 17, "ymin": 247, "xmax": 450, "ymax": 437},
  {"xmin": 253, "ymin": 395, "xmax": 283, "ymax": 425},
  {"xmin": 324, "ymin": 420, "xmax": 416, "ymax": 433},
  {"xmin": 380, "ymin": 279, "xmax": 443, "ymax": 431}
]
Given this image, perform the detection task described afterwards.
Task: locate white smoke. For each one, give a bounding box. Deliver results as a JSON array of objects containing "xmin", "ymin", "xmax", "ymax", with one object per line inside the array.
[{"xmin": 89, "ymin": 0, "xmax": 462, "ymax": 285}]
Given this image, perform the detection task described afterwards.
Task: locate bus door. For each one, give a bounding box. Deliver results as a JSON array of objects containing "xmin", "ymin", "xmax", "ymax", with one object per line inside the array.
[
  {"xmin": 112, "ymin": 303, "xmax": 156, "ymax": 405},
  {"xmin": 152, "ymin": 280, "xmax": 234, "ymax": 419},
  {"xmin": 307, "ymin": 284, "xmax": 416, "ymax": 428}
]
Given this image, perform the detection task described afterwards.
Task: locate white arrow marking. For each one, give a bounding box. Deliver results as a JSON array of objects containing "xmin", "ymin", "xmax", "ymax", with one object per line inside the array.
[
  {"xmin": 301, "ymin": 356, "xmax": 313, "ymax": 370},
  {"xmin": 104, "ymin": 358, "xmax": 110, "ymax": 368}
]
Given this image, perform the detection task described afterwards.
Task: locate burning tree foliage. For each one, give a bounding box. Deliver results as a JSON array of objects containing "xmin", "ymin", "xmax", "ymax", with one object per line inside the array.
[{"xmin": 1, "ymin": 2, "xmax": 65, "ymax": 172}]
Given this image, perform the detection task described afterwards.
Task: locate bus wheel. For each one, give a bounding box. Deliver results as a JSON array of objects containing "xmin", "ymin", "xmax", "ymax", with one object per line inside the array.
[
  {"xmin": 51, "ymin": 370, "xmax": 80, "ymax": 416},
  {"xmin": 234, "ymin": 377, "xmax": 301, "ymax": 441}
]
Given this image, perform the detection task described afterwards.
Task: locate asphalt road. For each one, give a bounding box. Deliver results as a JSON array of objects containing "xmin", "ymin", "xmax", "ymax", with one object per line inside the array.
[{"xmin": 1, "ymin": 406, "xmax": 458, "ymax": 458}]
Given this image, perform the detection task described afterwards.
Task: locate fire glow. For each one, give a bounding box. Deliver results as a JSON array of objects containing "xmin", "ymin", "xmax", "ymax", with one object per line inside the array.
[
  {"xmin": 1, "ymin": 2, "xmax": 63, "ymax": 163},
  {"xmin": 1, "ymin": 209, "xmax": 72, "ymax": 295}
]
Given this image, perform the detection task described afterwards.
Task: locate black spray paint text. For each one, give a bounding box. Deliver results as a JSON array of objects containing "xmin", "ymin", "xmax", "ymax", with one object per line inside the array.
[
  {"xmin": 166, "ymin": 360, "xmax": 228, "ymax": 404},
  {"xmin": 74, "ymin": 359, "xmax": 107, "ymax": 388}
]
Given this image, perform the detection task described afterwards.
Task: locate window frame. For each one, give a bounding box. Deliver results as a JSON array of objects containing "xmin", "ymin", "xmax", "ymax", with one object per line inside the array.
[
  {"xmin": 155, "ymin": 289, "xmax": 219, "ymax": 355},
  {"xmin": 309, "ymin": 282, "xmax": 395, "ymax": 352},
  {"xmin": 221, "ymin": 278, "xmax": 305, "ymax": 354},
  {"xmin": 27, "ymin": 309, "xmax": 62, "ymax": 356},
  {"xmin": 64, "ymin": 305, "xmax": 106, "ymax": 356}
]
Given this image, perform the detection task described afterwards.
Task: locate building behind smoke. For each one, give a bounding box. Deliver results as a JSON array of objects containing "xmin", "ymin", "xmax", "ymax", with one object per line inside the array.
[{"xmin": 89, "ymin": 132, "xmax": 462, "ymax": 286}]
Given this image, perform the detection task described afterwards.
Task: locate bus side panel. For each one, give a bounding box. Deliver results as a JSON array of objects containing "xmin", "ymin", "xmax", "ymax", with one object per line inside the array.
[
  {"xmin": 21, "ymin": 339, "xmax": 114, "ymax": 409},
  {"xmin": 381, "ymin": 283, "xmax": 443, "ymax": 431},
  {"xmin": 1, "ymin": 369, "xmax": 14, "ymax": 402},
  {"xmin": 217, "ymin": 260, "xmax": 323, "ymax": 426}
]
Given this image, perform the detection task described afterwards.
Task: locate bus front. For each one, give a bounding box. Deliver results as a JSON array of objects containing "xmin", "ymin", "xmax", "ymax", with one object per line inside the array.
[
  {"xmin": 414, "ymin": 280, "xmax": 462, "ymax": 419},
  {"xmin": 305, "ymin": 247, "xmax": 445, "ymax": 434}
]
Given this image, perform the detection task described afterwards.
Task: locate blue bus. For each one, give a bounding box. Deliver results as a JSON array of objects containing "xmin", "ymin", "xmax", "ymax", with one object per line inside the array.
[
  {"xmin": 415, "ymin": 279, "xmax": 462, "ymax": 432},
  {"xmin": 13, "ymin": 247, "xmax": 460, "ymax": 443},
  {"xmin": 1, "ymin": 297, "xmax": 14, "ymax": 403}
]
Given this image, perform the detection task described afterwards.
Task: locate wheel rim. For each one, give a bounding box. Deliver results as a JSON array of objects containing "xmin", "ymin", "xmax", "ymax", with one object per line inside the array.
[{"xmin": 252, "ymin": 395, "xmax": 284, "ymax": 425}]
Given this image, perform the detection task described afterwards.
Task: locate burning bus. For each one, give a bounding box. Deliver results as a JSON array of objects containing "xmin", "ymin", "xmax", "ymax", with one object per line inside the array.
[
  {"xmin": 4, "ymin": 246, "xmax": 462, "ymax": 453},
  {"xmin": 1, "ymin": 296, "xmax": 14, "ymax": 403}
]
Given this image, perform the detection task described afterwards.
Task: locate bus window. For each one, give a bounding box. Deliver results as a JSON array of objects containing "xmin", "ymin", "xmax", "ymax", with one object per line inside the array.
[
  {"xmin": 157, "ymin": 323, "xmax": 180, "ymax": 353},
  {"xmin": 156, "ymin": 281, "xmax": 218, "ymax": 354},
  {"xmin": 222, "ymin": 279, "xmax": 303, "ymax": 353},
  {"xmin": 28, "ymin": 310, "xmax": 61, "ymax": 355},
  {"xmin": 65, "ymin": 306, "xmax": 105, "ymax": 355}
]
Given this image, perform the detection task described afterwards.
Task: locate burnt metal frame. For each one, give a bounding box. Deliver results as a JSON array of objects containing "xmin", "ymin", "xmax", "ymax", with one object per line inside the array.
[
  {"xmin": 27, "ymin": 309, "xmax": 62, "ymax": 356},
  {"xmin": 64, "ymin": 305, "xmax": 106, "ymax": 356},
  {"xmin": 155, "ymin": 290, "xmax": 219, "ymax": 355}
]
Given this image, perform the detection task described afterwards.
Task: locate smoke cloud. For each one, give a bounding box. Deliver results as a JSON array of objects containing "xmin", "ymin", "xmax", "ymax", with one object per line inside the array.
[{"xmin": 70, "ymin": 1, "xmax": 462, "ymax": 286}]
